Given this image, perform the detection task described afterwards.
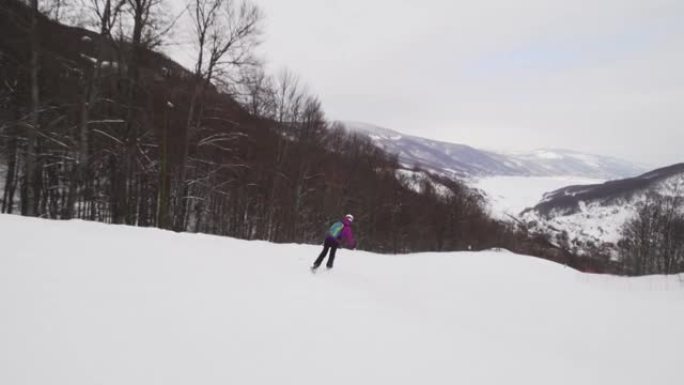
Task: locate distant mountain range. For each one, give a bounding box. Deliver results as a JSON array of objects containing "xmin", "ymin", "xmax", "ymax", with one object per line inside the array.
[{"xmin": 342, "ymin": 121, "xmax": 645, "ymax": 180}]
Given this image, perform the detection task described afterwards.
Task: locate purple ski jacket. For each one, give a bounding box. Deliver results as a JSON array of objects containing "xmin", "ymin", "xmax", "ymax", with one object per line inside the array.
[{"xmin": 326, "ymin": 217, "xmax": 356, "ymax": 249}]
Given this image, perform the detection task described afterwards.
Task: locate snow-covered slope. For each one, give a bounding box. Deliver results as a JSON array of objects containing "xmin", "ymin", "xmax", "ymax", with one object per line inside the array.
[
  {"xmin": 521, "ymin": 163, "xmax": 684, "ymax": 252},
  {"xmin": 1, "ymin": 215, "xmax": 683, "ymax": 385},
  {"xmin": 343, "ymin": 121, "xmax": 644, "ymax": 179}
]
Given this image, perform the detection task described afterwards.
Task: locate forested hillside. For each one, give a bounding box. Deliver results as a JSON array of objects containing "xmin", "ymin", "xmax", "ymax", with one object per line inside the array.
[{"xmin": 0, "ymin": 0, "xmax": 596, "ymax": 269}]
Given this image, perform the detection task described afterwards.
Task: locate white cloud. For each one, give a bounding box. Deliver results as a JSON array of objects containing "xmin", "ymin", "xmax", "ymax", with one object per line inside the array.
[{"xmin": 240, "ymin": 0, "xmax": 684, "ymax": 166}]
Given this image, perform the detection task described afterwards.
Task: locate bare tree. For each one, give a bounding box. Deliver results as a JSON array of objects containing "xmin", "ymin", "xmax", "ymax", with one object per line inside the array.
[
  {"xmin": 23, "ymin": 0, "xmax": 41, "ymax": 216},
  {"xmin": 105, "ymin": 0, "xmax": 168, "ymax": 223},
  {"xmin": 237, "ymin": 64, "xmax": 275, "ymax": 118},
  {"xmin": 300, "ymin": 95, "xmax": 325, "ymax": 142},
  {"xmin": 173, "ymin": 0, "xmax": 262, "ymax": 231},
  {"xmin": 619, "ymin": 195, "xmax": 684, "ymax": 275},
  {"xmin": 63, "ymin": 0, "xmax": 127, "ymax": 219},
  {"xmin": 274, "ymin": 68, "xmax": 300, "ymax": 126}
]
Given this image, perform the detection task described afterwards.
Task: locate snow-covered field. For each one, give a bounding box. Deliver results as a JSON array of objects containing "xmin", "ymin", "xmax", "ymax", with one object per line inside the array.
[
  {"xmin": 1, "ymin": 214, "xmax": 683, "ymax": 385},
  {"xmin": 473, "ymin": 176, "xmax": 604, "ymax": 219}
]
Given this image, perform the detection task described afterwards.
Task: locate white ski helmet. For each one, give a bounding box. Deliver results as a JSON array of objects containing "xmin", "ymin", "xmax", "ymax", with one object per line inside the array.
[{"xmin": 344, "ymin": 214, "xmax": 354, "ymax": 223}]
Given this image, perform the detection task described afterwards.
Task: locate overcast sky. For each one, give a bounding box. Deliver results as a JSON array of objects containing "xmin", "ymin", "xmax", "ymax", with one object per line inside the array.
[{"xmin": 244, "ymin": 0, "xmax": 684, "ymax": 167}]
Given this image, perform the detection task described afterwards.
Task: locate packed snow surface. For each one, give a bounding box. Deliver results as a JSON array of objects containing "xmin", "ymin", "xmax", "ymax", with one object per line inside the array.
[{"xmin": 1, "ymin": 215, "xmax": 683, "ymax": 385}]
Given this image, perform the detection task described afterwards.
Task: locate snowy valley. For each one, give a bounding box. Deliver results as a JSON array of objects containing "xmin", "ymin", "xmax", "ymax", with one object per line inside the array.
[{"xmin": 343, "ymin": 122, "xmax": 684, "ymax": 261}]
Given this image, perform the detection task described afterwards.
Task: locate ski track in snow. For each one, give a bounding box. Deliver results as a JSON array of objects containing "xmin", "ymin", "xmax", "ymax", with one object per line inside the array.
[{"xmin": 1, "ymin": 214, "xmax": 683, "ymax": 385}]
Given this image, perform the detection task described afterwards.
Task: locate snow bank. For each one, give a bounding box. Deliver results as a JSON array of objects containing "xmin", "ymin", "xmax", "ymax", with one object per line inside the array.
[{"xmin": 1, "ymin": 214, "xmax": 682, "ymax": 385}]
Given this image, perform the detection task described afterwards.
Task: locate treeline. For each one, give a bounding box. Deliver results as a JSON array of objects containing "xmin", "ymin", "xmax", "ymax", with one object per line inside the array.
[
  {"xmin": 617, "ymin": 195, "xmax": 684, "ymax": 275},
  {"xmin": 1, "ymin": 0, "xmax": 590, "ymax": 266}
]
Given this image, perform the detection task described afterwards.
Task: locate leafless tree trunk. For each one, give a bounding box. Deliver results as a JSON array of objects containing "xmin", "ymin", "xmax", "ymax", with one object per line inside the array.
[
  {"xmin": 23, "ymin": 0, "xmax": 41, "ymax": 217},
  {"xmin": 65, "ymin": 0, "xmax": 125, "ymax": 219},
  {"xmin": 2, "ymin": 127, "xmax": 20, "ymax": 214},
  {"xmin": 175, "ymin": 0, "xmax": 262, "ymax": 231},
  {"xmin": 157, "ymin": 101, "xmax": 172, "ymax": 228}
]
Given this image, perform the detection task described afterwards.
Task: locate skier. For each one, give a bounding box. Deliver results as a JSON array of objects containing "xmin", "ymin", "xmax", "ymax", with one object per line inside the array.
[{"xmin": 311, "ymin": 214, "xmax": 357, "ymax": 271}]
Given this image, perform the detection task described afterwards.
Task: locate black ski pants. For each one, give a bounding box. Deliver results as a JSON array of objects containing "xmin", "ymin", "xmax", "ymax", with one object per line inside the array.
[{"xmin": 313, "ymin": 238, "xmax": 338, "ymax": 268}]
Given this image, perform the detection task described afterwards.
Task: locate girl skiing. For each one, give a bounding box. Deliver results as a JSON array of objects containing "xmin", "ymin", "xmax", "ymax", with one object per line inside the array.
[{"xmin": 311, "ymin": 214, "xmax": 357, "ymax": 270}]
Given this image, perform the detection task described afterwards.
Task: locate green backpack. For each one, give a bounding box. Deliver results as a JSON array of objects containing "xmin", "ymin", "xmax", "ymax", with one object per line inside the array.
[{"xmin": 328, "ymin": 221, "xmax": 344, "ymax": 238}]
